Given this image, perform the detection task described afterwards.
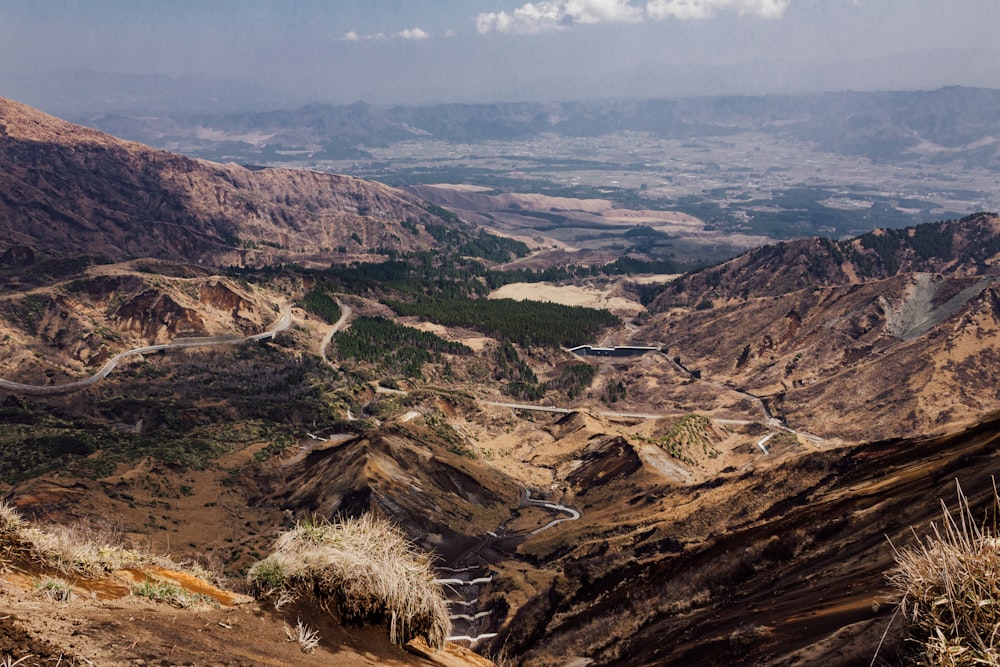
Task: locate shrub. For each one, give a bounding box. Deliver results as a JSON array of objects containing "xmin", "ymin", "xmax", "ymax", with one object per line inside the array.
[
  {"xmin": 34, "ymin": 577, "xmax": 72, "ymax": 602},
  {"xmin": 247, "ymin": 514, "xmax": 450, "ymax": 648},
  {"xmin": 888, "ymin": 481, "xmax": 1000, "ymax": 665},
  {"xmin": 132, "ymin": 579, "xmax": 212, "ymax": 608},
  {"xmin": 285, "ymin": 618, "xmax": 321, "ymax": 653}
]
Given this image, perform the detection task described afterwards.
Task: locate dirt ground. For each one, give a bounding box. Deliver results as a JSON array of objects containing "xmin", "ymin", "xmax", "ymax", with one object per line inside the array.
[
  {"xmin": 0, "ymin": 577, "xmax": 491, "ymax": 667},
  {"xmin": 488, "ymin": 282, "xmax": 644, "ymax": 314}
]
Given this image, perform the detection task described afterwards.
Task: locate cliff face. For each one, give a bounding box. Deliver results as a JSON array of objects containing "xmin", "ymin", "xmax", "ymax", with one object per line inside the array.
[{"xmin": 0, "ymin": 97, "xmax": 455, "ymax": 266}]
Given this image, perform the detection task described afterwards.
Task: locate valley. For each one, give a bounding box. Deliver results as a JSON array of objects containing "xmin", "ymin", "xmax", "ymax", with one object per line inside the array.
[
  {"xmin": 4, "ymin": 95, "xmax": 1000, "ymax": 666},
  {"xmin": 79, "ymin": 89, "xmax": 1000, "ymax": 271}
]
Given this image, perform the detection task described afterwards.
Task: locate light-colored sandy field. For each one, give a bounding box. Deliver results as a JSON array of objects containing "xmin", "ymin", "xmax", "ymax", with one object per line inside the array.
[
  {"xmin": 488, "ymin": 282, "xmax": 644, "ymax": 313},
  {"xmin": 404, "ymin": 320, "xmax": 493, "ymax": 351}
]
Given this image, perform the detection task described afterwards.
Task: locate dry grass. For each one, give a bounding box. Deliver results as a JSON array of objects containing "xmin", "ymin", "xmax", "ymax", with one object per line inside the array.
[
  {"xmin": 0, "ymin": 500, "xmax": 206, "ymax": 581},
  {"xmin": 247, "ymin": 513, "xmax": 450, "ymax": 649},
  {"xmin": 888, "ymin": 481, "xmax": 1000, "ymax": 666},
  {"xmin": 0, "ymin": 503, "xmax": 26, "ymax": 534},
  {"xmin": 285, "ymin": 618, "xmax": 321, "ymax": 653}
]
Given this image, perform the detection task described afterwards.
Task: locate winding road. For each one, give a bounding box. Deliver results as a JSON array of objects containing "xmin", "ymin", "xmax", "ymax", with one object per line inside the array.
[
  {"xmin": 523, "ymin": 488, "xmax": 582, "ymax": 534},
  {"xmin": 440, "ymin": 488, "xmax": 582, "ymax": 645},
  {"xmin": 479, "ymin": 400, "xmax": 663, "ymax": 421},
  {"xmin": 0, "ymin": 303, "xmax": 291, "ymax": 394}
]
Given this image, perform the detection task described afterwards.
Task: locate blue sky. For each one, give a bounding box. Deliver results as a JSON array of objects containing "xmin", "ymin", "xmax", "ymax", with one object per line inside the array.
[{"xmin": 2, "ymin": 0, "xmax": 999, "ymax": 109}]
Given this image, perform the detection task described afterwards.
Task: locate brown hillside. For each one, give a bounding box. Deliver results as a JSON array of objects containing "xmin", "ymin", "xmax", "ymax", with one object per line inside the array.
[
  {"xmin": 490, "ymin": 413, "xmax": 1000, "ymax": 666},
  {"xmin": 0, "ymin": 97, "xmax": 456, "ymax": 266},
  {"xmin": 640, "ymin": 215, "xmax": 1000, "ymax": 441}
]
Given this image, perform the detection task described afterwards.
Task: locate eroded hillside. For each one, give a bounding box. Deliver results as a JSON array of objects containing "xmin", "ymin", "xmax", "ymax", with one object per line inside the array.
[{"xmin": 0, "ymin": 97, "xmax": 484, "ymax": 266}]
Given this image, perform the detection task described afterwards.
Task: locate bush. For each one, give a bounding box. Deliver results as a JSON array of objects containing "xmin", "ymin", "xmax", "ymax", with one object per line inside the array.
[
  {"xmin": 247, "ymin": 514, "xmax": 450, "ymax": 648},
  {"xmin": 132, "ymin": 579, "xmax": 212, "ymax": 608},
  {"xmin": 888, "ymin": 481, "xmax": 1000, "ymax": 665}
]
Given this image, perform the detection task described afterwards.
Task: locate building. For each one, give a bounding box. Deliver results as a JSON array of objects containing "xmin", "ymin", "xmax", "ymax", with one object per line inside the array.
[{"xmin": 567, "ymin": 345, "xmax": 660, "ymax": 358}]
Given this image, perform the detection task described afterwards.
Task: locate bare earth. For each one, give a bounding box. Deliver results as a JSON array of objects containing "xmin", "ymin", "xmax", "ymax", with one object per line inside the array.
[{"xmin": 488, "ymin": 282, "xmax": 645, "ymax": 314}]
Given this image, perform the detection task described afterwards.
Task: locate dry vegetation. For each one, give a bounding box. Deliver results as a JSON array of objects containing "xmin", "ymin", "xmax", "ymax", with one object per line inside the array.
[
  {"xmin": 889, "ymin": 482, "xmax": 1000, "ymax": 666},
  {"xmin": 247, "ymin": 513, "xmax": 451, "ymax": 649},
  {"xmin": 0, "ymin": 500, "xmax": 194, "ymax": 579}
]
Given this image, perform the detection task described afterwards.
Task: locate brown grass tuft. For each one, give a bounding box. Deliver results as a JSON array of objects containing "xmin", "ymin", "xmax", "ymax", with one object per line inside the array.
[
  {"xmin": 247, "ymin": 513, "xmax": 450, "ymax": 649},
  {"xmin": 888, "ymin": 480, "xmax": 1000, "ymax": 666}
]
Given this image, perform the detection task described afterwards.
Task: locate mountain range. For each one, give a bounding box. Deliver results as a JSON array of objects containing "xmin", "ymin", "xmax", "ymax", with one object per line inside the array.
[
  {"xmin": 5, "ymin": 96, "xmax": 1000, "ymax": 665},
  {"xmin": 72, "ymin": 86, "xmax": 1000, "ymax": 167}
]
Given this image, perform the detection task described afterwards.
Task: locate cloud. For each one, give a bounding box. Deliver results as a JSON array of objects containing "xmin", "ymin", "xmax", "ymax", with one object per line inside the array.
[
  {"xmin": 398, "ymin": 27, "xmax": 430, "ymax": 40},
  {"xmin": 342, "ymin": 27, "xmax": 431, "ymax": 42},
  {"xmin": 646, "ymin": 0, "xmax": 791, "ymax": 20},
  {"xmin": 566, "ymin": 0, "xmax": 646, "ymax": 23},
  {"xmin": 477, "ymin": 0, "xmax": 643, "ymax": 34},
  {"xmin": 476, "ymin": 0, "xmax": 790, "ymax": 33}
]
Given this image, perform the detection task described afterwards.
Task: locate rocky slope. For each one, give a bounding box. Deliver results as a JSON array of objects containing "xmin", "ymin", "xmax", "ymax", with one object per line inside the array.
[
  {"xmin": 489, "ymin": 411, "xmax": 1000, "ymax": 666},
  {"xmin": 0, "ymin": 260, "xmax": 281, "ymax": 383},
  {"xmin": 0, "ymin": 97, "xmax": 464, "ymax": 267},
  {"xmin": 640, "ymin": 214, "xmax": 1000, "ymax": 440}
]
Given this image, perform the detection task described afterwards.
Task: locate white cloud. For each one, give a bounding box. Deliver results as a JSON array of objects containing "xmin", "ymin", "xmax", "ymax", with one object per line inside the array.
[
  {"xmin": 646, "ymin": 0, "xmax": 791, "ymax": 20},
  {"xmin": 398, "ymin": 27, "xmax": 430, "ymax": 40},
  {"xmin": 476, "ymin": 0, "xmax": 790, "ymax": 33},
  {"xmin": 565, "ymin": 0, "xmax": 645, "ymax": 24},
  {"xmin": 342, "ymin": 27, "xmax": 431, "ymax": 42},
  {"xmin": 477, "ymin": 0, "xmax": 643, "ymax": 34}
]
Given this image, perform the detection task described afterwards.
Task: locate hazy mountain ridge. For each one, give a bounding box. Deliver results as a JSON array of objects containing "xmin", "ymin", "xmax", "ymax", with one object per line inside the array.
[{"xmin": 74, "ymin": 87, "xmax": 1000, "ymax": 167}]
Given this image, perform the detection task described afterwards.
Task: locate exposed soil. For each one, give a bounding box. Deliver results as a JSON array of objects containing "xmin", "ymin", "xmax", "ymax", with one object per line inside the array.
[{"xmin": 0, "ymin": 559, "xmax": 491, "ymax": 667}]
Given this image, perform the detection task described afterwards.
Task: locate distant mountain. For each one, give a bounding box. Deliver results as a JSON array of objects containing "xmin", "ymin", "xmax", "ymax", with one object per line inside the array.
[
  {"xmin": 74, "ymin": 87, "xmax": 1000, "ymax": 168},
  {"xmin": 0, "ymin": 98, "xmax": 468, "ymax": 267}
]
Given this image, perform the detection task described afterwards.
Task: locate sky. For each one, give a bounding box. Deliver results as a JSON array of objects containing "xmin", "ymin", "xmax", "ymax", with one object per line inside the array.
[{"xmin": 1, "ymin": 0, "xmax": 1000, "ymax": 111}]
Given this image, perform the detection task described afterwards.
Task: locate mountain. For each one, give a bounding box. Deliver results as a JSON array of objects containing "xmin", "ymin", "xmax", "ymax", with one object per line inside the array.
[
  {"xmin": 73, "ymin": 87, "xmax": 1000, "ymax": 168},
  {"xmin": 637, "ymin": 213, "xmax": 1000, "ymax": 441},
  {"xmin": 0, "ymin": 69, "xmax": 299, "ymax": 115},
  {"xmin": 0, "ymin": 97, "xmax": 469, "ymax": 267},
  {"xmin": 10, "ymin": 92, "xmax": 1000, "ymax": 667}
]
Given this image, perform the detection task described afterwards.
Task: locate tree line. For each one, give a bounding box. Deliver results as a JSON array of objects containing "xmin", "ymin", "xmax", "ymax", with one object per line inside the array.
[
  {"xmin": 331, "ymin": 316, "xmax": 472, "ymax": 379},
  {"xmin": 387, "ymin": 297, "xmax": 620, "ymax": 348}
]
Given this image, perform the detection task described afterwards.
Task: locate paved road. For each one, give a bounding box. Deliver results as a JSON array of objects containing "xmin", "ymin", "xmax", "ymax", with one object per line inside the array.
[
  {"xmin": 440, "ymin": 487, "xmax": 582, "ymax": 645},
  {"xmin": 479, "ymin": 400, "xmax": 662, "ymax": 421},
  {"xmin": 524, "ymin": 488, "xmax": 581, "ymax": 534},
  {"xmin": 0, "ymin": 303, "xmax": 291, "ymax": 394},
  {"xmin": 665, "ymin": 351, "xmax": 827, "ymax": 448}
]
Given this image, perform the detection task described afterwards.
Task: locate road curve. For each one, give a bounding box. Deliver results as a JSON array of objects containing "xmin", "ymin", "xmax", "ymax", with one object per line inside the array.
[
  {"xmin": 524, "ymin": 489, "xmax": 581, "ymax": 534},
  {"xmin": 0, "ymin": 303, "xmax": 291, "ymax": 394}
]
